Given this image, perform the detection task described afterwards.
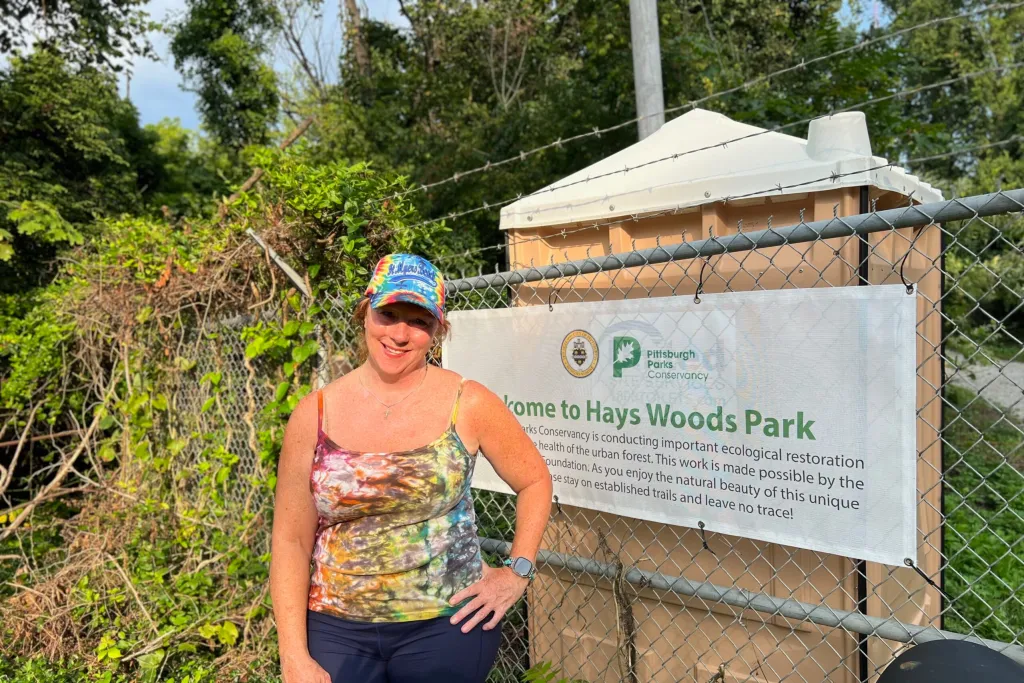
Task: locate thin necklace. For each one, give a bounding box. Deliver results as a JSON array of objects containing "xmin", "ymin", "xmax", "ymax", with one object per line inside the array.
[{"xmin": 359, "ymin": 365, "xmax": 429, "ymax": 419}]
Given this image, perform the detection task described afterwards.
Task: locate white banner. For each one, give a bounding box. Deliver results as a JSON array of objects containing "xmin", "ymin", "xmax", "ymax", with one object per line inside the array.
[{"xmin": 443, "ymin": 286, "xmax": 918, "ymax": 566}]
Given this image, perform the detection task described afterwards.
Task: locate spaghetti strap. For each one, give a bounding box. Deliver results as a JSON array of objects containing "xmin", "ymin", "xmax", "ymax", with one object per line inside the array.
[
  {"xmin": 317, "ymin": 389, "xmax": 325, "ymax": 436},
  {"xmin": 448, "ymin": 379, "xmax": 466, "ymax": 428}
]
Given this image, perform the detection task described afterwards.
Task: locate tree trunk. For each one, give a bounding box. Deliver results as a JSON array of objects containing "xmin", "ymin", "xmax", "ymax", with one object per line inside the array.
[{"xmin": 344, "ymin": 0, "xmax": 371, "ymax": 78}]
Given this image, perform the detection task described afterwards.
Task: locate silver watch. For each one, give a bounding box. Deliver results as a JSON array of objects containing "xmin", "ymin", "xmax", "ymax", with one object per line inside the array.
[{"xmin": 503, "ymin": 556, "xmax": 536, "ymax": 580}]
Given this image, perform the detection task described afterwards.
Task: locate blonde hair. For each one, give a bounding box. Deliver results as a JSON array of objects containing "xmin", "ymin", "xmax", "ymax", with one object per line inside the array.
[{"xmin": 351, "ymin": 298, "xmax": 451, "ymax": 364}]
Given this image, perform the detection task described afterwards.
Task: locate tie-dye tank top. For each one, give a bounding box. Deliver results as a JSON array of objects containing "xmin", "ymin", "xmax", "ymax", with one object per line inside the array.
[{"xmin": 307, "ymin": 380, "xmax": 483, "ymax": 623}]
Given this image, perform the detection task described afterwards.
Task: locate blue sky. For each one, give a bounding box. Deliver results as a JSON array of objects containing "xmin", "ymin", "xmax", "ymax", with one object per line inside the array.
[{"xmin": 125, "ymin": 0, "xmax": 403, "ymax": 130}]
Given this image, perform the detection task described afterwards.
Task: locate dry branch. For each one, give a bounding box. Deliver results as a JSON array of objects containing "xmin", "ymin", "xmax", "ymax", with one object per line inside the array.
[
  {"xmin": 0, "ymin": 403, "xmax": 40, "ymax": 499},
  {"xmin": 220, "ymin": 116, "xmax": 316, "ymax": 215},
  {"xmin": 0, "ymin": 486, "xmax": 91, "ymax": 521},
  {"xmin": 0, "ymin": 428, "xmax": 85, "ymax": 450},
  {"xmin": 0, "ymin": 374, "xmax": 117, "ymax": 542},
  {"xmin": 107, "ymin": 552, "xmax": 159, "ymax": 636}
]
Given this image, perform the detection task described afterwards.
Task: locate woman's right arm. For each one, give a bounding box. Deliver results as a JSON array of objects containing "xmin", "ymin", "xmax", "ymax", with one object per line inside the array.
[{"xmin": 269, "ymin": 392, "xmax": 329, "ymax": 682}]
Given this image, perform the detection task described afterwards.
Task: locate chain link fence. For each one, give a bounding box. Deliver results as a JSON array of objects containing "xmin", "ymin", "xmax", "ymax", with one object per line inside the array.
[
  {"xmin": 426, "ymin": 188, "xmax": 1024, "ymax": 683},
  {"xmin": 178, "ymin": 187, "xmax": 1023, "ymax": 682}
]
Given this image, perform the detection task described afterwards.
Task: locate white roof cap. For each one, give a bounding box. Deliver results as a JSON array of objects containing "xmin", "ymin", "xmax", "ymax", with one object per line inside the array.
[{"xmin": 499, "ymin": 109, "xmax": 943, "ymax": 230}]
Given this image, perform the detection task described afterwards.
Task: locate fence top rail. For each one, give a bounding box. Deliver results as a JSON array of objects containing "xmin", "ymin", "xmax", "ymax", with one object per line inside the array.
[{"xmin": 444, "ymin": 188, "xmax": 1024, "ymax": 294}]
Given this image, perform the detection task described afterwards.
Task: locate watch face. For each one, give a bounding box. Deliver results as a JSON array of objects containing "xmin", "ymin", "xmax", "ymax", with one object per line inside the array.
[{"xmin": 512, "ymin": 557, "xmax": 533, "ymax": 576}]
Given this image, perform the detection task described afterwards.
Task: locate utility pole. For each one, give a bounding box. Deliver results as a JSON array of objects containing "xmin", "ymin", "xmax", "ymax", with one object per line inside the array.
[{"xmin": 629, "ymin": 0, "xmax": 665, "ymax": 141}]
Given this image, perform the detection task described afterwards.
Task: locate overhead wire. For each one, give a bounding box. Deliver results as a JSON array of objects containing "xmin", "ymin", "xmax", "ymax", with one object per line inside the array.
[
  {"xmin": 365, "ymin": 1, "xmax": 1024, "ymax": 209},
  {"xmin": 434, "ymin": 135, "xmax": 1023, "ymax": 269},
  {"xmin": 394, "ymin": 60, "xmax": 1024, "ymax": 237}
]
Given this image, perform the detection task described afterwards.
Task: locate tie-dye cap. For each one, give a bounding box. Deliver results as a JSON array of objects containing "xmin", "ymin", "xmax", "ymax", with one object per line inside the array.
[{"xmin": 365, "ymin": 254, "xmax": 446, "ymax": 323}]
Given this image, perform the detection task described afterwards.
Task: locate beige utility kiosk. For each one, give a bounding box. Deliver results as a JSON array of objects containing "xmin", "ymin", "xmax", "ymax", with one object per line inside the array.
[{"xmin": 500, "ymin": 110, "xmax": 945, "ymax": 682}]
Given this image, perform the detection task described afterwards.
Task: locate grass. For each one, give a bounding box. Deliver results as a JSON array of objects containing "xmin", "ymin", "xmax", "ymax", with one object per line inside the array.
[
  {"xmin": 942, "ymin": 384, "xmax": 1024, "ymax": 642},
  {"xmin": 946, "ymin": 333, "xmax": 1023, "ymax": 366}
]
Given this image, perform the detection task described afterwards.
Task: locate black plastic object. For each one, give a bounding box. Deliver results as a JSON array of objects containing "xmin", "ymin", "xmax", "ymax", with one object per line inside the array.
[{"xmin": 878, "ymin": 640, "xmax": 1024, "ymax": 682}]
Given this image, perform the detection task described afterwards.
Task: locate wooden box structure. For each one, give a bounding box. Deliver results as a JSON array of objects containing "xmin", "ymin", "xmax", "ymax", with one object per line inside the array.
[{"xmin": 500, "ymin": 110, "xmax": 945, "ymax": 683}]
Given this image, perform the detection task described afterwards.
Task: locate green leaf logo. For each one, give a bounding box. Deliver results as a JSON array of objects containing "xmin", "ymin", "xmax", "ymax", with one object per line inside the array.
[{"xmin": 612, "ymin": 336, "xmax": 642, "ymax": 377}]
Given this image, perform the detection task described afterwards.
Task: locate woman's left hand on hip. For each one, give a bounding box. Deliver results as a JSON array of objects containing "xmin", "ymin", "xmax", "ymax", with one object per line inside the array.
[{"xmin": 448, "ymin": 562, "xmax": 528, "ymax": 633}]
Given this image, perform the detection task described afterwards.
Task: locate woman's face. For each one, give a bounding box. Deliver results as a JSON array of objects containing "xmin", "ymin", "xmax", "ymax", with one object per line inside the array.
[{"xmin": 364, "ymin": 302, "xmax": 438, "ymax": 376}]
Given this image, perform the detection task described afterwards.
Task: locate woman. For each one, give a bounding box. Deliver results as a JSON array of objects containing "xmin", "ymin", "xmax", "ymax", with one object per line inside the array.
[{"xmin": 270, "ymin": 253, "xmax": 553, "ymax": 683}]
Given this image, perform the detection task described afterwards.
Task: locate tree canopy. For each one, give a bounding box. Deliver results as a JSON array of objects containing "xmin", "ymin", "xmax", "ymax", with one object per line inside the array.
[{"xmin": 0, "ymin": 0, "xmax": 153, "ymax": 67}]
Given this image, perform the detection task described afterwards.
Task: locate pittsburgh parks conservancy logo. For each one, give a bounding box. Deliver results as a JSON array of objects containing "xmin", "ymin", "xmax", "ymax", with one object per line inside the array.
[
  {"xmin": 560, "ymin": 330, "xmax": 599, "ymax": 378},
  {"xmin": 613, "ymin": 336, "xmax": 642, "ymax": 377},
  {"xmin": 612, "ymin": 335, "xmax": 707, "ymax": 383}
]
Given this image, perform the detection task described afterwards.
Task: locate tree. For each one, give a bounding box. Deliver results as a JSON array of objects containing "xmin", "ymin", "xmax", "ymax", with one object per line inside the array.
[
  {"xmin": 0, "ymin": 53, "xmax": 237, "ymax": 294},
  {"xmin": 0, "ymin": 51, "xmax": 150, "ymax": 291},
  {"xmin": 881, "ymin": 0, "xmax": 1024, "ymax": 343},
  {"xmin": 299, "ymin": 0, "xmax": 905, "ymax": 267},
  {"xmin": 170, "ymin": 0, "xmax": 282, "ymax": 149},
  {"xmin": 0, "ymin": 0, "xmax": 153, "ymax": 67},
  {"xmin": 144, "ymin": 119, "xmax": 238, "ymax": 217},
  {"xmin": 880, "ymin": 0, "xmax": 1024, "ymax": 180}
]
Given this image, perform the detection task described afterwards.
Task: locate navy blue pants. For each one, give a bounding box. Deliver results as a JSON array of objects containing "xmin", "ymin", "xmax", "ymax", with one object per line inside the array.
[{"xmin": 306, "ymin": 609, "xmax": 502, "ymax": 683}]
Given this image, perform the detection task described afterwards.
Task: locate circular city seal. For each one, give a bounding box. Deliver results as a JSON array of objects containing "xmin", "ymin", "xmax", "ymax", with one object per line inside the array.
[{"xmin": 561, "ymin": 330, "xmax": 599, "ymax": 378}]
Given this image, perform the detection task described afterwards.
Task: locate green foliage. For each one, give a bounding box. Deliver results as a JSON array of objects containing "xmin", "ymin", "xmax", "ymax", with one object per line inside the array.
[
  {"xmin": 879, "ymin": 1, "xmax": 1024, "ymax": 347},
  {"xmin": 92, "ymin": 214, "xmax": 236, "ymax": 282},
  {"xmin": 2, "ymin": 200, "xmax": 85, "ymax": 261},
  {"xmin": 943, "ymin": 384, "xmax": 1024, "ymax": 642},
  {"xmin": 0, "ymin": 0, "xmax": 153, "ymax": 68},
  {"xmin": 0, "ymin": 289, "xmax": 75, "ymax": 414},
  {"xmin": 251, "ymin": 145, "xmax": 450, "ymax": 302},
  {"xmin": 0, "ymin": 655, "xmax": 87, "ymax": 682},
  {"xmin": 170, "ymin": 0, "xmax": 281, "ymax": 148},
  {"xmin": 143, "ymin": 119, "xmax": 238, "ymax": 217},
  {"xmin": 0, "ymin": 52, "xmax": 135, "ymax": 288},
  {"xmin": 309, "ymin": 0, "xmax": 906, "ymax": 267},
  {"xmin": 522, "ymin": 661, "xmax": 587, "ymax": 683},
  {"xmin": 0, "ymin": 51, "xmax": 225, "ymax": 292},
  {"xmin": 243, "ymin": 318, "xmax": 316, "ymax": 387},
  {"xmin": 881, "ymin": 0, "xmax": 1024, "ymax": 177}
]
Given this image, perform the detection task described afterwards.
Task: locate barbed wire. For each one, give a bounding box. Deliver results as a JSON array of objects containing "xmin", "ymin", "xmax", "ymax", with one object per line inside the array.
[
  {"xmin": 434, "ymin": 134, "xmax": 1023, "ymax": 270},
  {"xmin": 368, "ymin": 1, "xmax": 1024, "ymax": 208},
  {"xmin": 401, "ymin": 59, "xmax": 1023, "ymax": 237}
]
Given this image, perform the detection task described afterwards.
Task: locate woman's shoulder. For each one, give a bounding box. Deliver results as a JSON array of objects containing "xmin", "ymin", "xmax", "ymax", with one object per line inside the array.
[
  {"xmin": 315, "ymin": 370, "xmax": 362, "ymax": 403},
  {"xmin": 454, "ymin": 376, "xmax": 504, "ymax": 415},
  {"xmin": 403, "ymin": 366, "xmax": 468, "ymax": 392},
  {"xmin": 286, "ymin": 374, "xmax": 354, "ymax": 425}
]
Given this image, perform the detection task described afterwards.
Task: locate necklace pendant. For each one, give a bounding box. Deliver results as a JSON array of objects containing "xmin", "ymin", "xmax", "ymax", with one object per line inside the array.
[{"xmin": 384, "ymin": 408, "xmax": 391, "ymax": 419}]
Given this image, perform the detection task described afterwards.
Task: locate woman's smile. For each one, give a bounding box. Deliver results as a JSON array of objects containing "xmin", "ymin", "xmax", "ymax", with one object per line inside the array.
[{"xmin": 381, "ymin": 341, "xmax": 409, "ymax": 358}]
